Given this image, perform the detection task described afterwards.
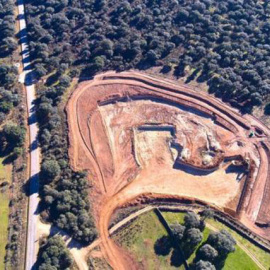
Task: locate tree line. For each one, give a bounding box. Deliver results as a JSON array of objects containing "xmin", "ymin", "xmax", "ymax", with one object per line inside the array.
[
  {"xmin": 155, "ymin": 210, "xmax": 236, "ymax": 269},
  {"xmin": 0, "ymin": 0, "xmax": 27, "ymax": 268},
  {"xmin": 37, "ymin": 74, "xmax": 97, "ymax": 244},
  {"xmin": 0, "ymin": 65, "xmax": 25, "ymax": 158},
  {"xmin": 0, "ymin": 0, "xmax": 25, "ymax": 156}
]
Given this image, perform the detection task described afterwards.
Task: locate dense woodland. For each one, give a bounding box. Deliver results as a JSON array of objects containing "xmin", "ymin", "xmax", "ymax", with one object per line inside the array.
[
  {"xmin": 0, "ymin": 0, "xmax": 25, "ymax": 185},
  {"xmin": 24, "ymin": 0, "xmax": 270, "ymax": 246},
  {"xmin": 37, "ymin": 236, "xmax": 73, "ymax": 270},
  {"xmin": 0, "ymin": 0, "xmax": 17, "ymax": 56},
  {"xmin": 25, "ymin": 0, "xmax": 270, "ymax": 111},
  {"xmin": 37, "ymin": 76, "xmax": 97, "ymax": 243}
]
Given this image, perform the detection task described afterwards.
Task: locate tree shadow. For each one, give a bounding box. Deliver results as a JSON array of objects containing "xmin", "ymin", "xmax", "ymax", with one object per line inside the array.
[
  {"xmin": 17, "ymin": 13, "xmax": 25, "ymax": 20},
  {"xmin": 28, "ymin": 113, "xmax": 37, "ymax": 125},
  {"xmin": 264, "ymin": 103, "xmax": 270, "ymax": 115},
  {"xmin": 196, "ymin": 70, "xmax": 210, "ymax": 83},
  {"xmin": 136, "ymin": 59, "xmax": 156, "ymax": 71},
  {"xmin": 25, "ymin": 71, "xmax": 36, "ymax": 85},
  {"xmin": 154, "ymin": 235, "xmax": 173, "ymax": 256},
  {"xmin": 17, "ymin": 0, "xmax": 24, "ymax": 5},
  {"xmin": 239, "ymin": 105, "xmax": 252, "ymax": 114},
  {"xmin": 30, "ymin": 261, "xmax": 38, "ymax": 270},
  {"xmin": 182, "ymin": 245, "xmax": 197, "ymax": 260},
  {"xmin": 170, "ymin": 248, "xmax": 185, "ymax": 267},
  {"xmin": 155, "ymin": 234, "xmax": 189, "ymax": 269},
  {"xmin": 174, "ymin": 64, "xmax": 186, "ymax": 78},
  {"xmin": 160, "ymin": 65, "xmax": 172, "ymax": 74},
  {"xmin": 22, "ymin": 55, "xmax": 31, "ymax": 64},
  {"xmin": 0, "ymin": 51, "xmax": 13, "ymax": 59},
  {"xmin": 214, "ymin": 254, "xmax": 227, "ymax": 270},
  {"xmin": 2, "ymin": 154, "xmax": 16, "ymax": 165},
  {"xmin": 46, "ymin": 72, "xmax": 59, "ymax": 86},
  {"xmin": 79, "ymin": 66, "xmax": 96, "ymax": 82},
  {"xmin": 29, "ymin": 137, "xmax": 38, "ymax": 151},
  {"xmin": 185, "ymin": 68, "xmax": 200, "ymax": 83},
  {"xmin": 23, "ymin": 173, "xmax": 39, "ymax": 197},
  {"xmin": 0, "ymin": 143, "xmax": 17, "ymax": 165}
]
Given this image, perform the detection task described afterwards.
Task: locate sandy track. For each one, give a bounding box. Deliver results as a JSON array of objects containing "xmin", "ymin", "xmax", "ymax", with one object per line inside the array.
[
  {"xmin": 246, "ymin": 144, "xmax": 268, "ymax": 221},
  {"xmin": 66, "ymin": 71, "xmax": 270, "ymax": 269}
]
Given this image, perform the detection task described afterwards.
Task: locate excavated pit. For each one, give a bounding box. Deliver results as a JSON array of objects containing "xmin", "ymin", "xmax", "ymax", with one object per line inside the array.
[{"xmin": 66, "ymin": 71, "xmax": 270, "ymax": 270}]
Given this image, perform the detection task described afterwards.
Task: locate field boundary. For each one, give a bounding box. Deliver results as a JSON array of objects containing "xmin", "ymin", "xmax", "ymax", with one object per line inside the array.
[
  {"xmin": 153, "ymin": 202, "xmax": 270, "ymax": 252},
  {"xmin": 154, "ymin": 208, "xmax": 189, "ymax": 270},
  {"xmin": 112, "ymin": 198, "xmax": 270, "ymax": 252}
]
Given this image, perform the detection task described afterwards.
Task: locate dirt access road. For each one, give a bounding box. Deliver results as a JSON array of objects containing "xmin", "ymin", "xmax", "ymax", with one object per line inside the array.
[
  {"xmin": 36, "ymin": 206, "xmax": 155, "ymax": 270},
  {"xmin": 67, "ymin": 71, "xmax": 270, "ymax": 269},
  {"xmin": 17, "ymin": 1, "xmax": 40, "ymax": 269},
  {"xmin": 45, "ymin": 204, "xmax": 264, "ymax": 270}
]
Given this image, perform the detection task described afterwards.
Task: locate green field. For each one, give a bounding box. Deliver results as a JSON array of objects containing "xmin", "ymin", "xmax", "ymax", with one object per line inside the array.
[
  {"xmin": 207, "ymin": 218, "xmax": 270, "ymax": 269},
  {"xmin": 161, "ymin": 210, "xmax": 269, "ymax": 269},
  {"xmin": 113, "ymin": 211, "xmax": 185, "ymax": 270},
  {"xmin": 161, "ymin": 211, "xmax": 186, "ymax": 225},
  {"xmin": 0, "ymin": 157, "xmax": 12, "ymax": 270},
  {"xmin": 223, "ymin": 246, "xmax": 260, "ymax": 270},
  {"xmin": 114, "ymin": 209, "xmax": 270, "ymax": 270}
]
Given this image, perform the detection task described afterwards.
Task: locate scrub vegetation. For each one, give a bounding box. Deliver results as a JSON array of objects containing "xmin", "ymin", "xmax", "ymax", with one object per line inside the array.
[
  {"xmin": 36, "ymin": 235, "xmax": 73, "ymax": 270},
  {"xmin": 0, "ymin": 0, "xmax": 27, "ymax": 269}
]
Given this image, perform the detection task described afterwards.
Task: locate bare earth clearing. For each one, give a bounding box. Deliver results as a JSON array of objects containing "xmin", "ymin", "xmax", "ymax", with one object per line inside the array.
[{"xmin": 66, "ymin": 71, "xmax": 270, "ymax": 269}]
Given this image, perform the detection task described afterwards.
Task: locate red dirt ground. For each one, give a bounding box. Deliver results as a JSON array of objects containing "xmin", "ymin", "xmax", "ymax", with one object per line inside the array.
[{"xmin": 66, "ymin": 71, "xmax": 270, "ymax": 269}]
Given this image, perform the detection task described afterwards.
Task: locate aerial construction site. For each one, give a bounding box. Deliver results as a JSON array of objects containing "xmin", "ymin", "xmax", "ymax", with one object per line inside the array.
[{"xmin": 66, "ymin": 71, "xmax": 270, "ymax": 269}]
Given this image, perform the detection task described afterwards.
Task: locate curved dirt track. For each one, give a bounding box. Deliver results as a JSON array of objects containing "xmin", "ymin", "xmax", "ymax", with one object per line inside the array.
[{"xmin": 66, "ymin": 71, "xmax": 270, "ymax": 269}]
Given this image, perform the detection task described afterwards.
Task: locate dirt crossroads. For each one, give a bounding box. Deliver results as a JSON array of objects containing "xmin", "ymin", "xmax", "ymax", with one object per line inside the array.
[{"xmin": 66, "ymin": 71, "xmax": 270, "ymax": 269}]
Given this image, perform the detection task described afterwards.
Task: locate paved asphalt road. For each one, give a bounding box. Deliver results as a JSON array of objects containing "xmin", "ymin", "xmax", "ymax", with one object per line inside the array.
[{"xmin": 17, "ymin": 1, "xmax": 40, "ymax": 269}]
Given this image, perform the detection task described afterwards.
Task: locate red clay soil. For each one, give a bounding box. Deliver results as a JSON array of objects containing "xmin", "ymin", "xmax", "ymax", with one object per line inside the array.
[{"xmin": 66, "ymin": 71, "xmax": 270, "ymax": 269}]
